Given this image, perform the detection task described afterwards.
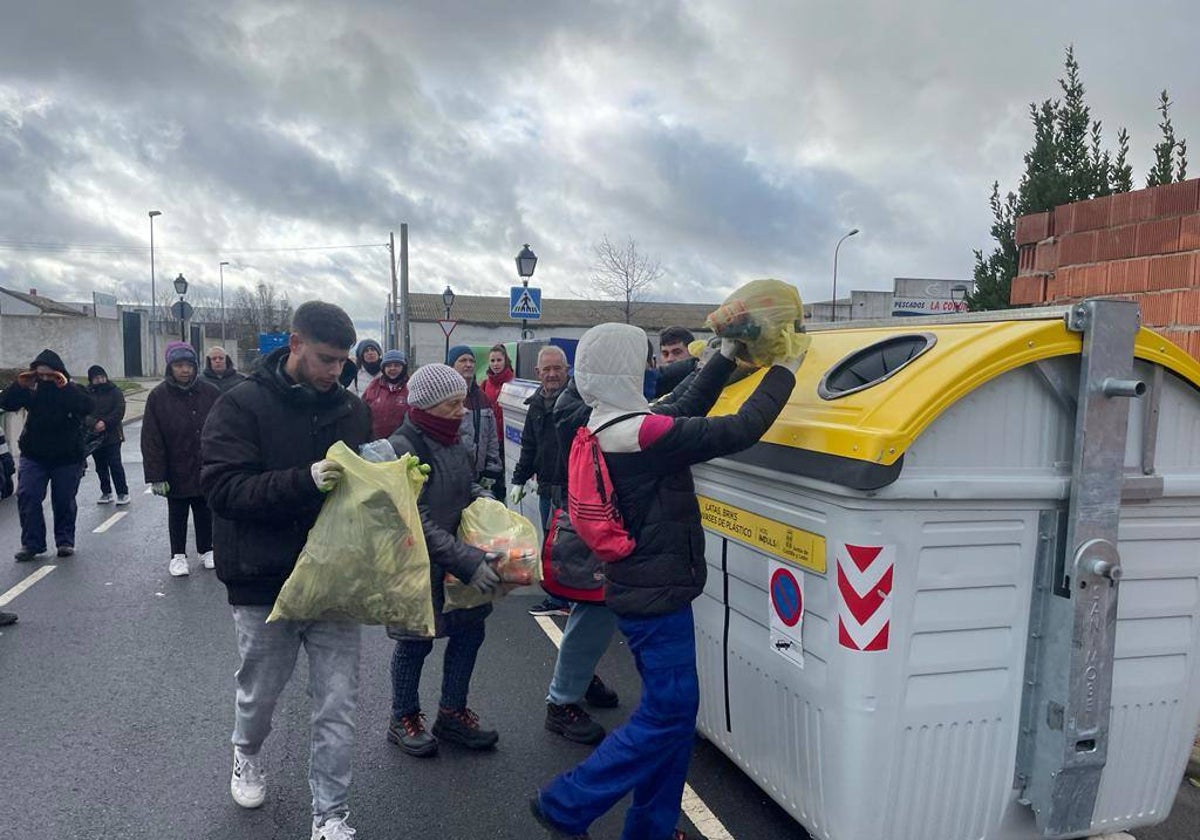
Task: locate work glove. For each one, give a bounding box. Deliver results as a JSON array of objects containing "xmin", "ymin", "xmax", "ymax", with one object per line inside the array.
[
  {"xmin": 773, "ymin": 351, "xmax": 806, "ymax": 375},
  {"xmin": 507, "ymin": 484, "xmax": 527, "ymax": 506},
  {"xmin": 719, "ymin": 338, "xmax": 742, "ymax": 360},
  {"xmin": 16, "ymin": 370, "xmax": 37, "ymax": 388},
  {"xmin": 468, "ymin": 555, "xmax": 502, "ymax": 594},
  {"xmin": 51, "ymin": 371, "xmax": 68, "ymax": 388},
  {"xmin": 151, "ymin": 482, "xmax": 170, "ymax": 496},
  {"xmin": 310, "ymin": 459, "xmax": 343, "ymax": 493},
  {"xmin": 478, "ymin": 475, "xmax": 496, "ymax": 491}
]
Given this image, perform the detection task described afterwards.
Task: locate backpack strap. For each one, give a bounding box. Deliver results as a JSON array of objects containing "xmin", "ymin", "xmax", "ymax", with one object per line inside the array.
[{"xmin": 590, "ymin": 411, "xmax": 650, "ymax": 436}]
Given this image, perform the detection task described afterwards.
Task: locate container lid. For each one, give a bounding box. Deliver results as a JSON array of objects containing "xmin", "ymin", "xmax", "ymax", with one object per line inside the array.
[{"xmin": 708, "ymin": 315, "xmax": 1200, "ymax": 470}]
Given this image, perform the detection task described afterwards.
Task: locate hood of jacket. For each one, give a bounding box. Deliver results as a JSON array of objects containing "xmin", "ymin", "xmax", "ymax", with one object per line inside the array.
[
  {"xmin": 355, "ymin": 339, "xmax": 383, "ymax": 377},
  {"xmin": 575, "ymin": 323, "xmax": 650, "ymax": 431},
  {"xmin": 31, "ymin": 348, "xmax": 69, "ymax": 378}
]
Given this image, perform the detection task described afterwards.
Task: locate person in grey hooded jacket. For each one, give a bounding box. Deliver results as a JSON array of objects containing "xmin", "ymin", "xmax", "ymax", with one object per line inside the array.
[{"xmin": 386, "ymin": 363, "xmax": 503, "ymax": 759}]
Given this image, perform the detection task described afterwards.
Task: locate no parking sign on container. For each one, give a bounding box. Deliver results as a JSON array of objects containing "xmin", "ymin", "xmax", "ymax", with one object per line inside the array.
[{"xmin": 768, "ymin": 560, "xmax": 805, "ymax": 668}]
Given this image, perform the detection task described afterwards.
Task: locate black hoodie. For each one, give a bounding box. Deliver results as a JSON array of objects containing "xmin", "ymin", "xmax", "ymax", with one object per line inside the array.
[
  {"xmin": 200, "ymin": 345, "xmax": 370, "ymax": 605},
  {"xmin": 0, "ymin": 349, "xmax": 94, "ymax": 465}
]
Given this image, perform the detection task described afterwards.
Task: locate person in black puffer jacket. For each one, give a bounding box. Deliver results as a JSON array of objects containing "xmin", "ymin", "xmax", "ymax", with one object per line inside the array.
[
  {"xmin": 200, "ymin": 301, "xmax": 370, "ymax": 839},
  {"xmin": 85, "ymin": 365, "xmax": 129, "ymax": 505},
  {"xmin": 0, "ymin": 348, "xmax": 94, "ymax": 561},
  {"xmin": 201, "ymin": 346, "xmax": 247, "ymax": 394},
  {"xmin": 142, "ymin": 342, "xmax": 221, "ymax": 578},
  {"xmin": 533, "ymin": 322, "xmax": 801, "ymax": 840},
  {"xmin": 386, "ymin": 363, "xmax": 504, "ymax": 759}
]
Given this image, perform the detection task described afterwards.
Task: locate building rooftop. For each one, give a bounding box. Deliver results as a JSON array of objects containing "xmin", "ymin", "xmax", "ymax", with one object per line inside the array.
[
  {"xmin": 0, "ymin": 287, "xmax": 87, "ymax": 317},
  {"xmin": 406, "ymin": 292, "xmax": 719, "ymax": 331}
]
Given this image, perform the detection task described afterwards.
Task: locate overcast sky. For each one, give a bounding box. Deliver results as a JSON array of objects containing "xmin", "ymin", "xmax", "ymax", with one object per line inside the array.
[{"xmin": 1, "ymin": 0, "xmax": 1197, "ymax": 336}]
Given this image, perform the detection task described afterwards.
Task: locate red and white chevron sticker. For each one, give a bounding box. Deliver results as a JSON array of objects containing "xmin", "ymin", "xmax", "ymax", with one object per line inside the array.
[{"xmin": 837, "ymin": 543, "xmax": 894, "ymax": 651}]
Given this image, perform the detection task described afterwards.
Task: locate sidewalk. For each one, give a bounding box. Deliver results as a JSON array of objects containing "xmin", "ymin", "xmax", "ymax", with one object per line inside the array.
[{"xmin": 120, "ymin": 378, "xmax": 157, "ymax": 426}]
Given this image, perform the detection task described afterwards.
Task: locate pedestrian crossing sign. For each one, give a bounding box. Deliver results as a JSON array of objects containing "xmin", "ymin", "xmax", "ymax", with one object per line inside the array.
[{"xmin": 510, "ymin": 285, "xmax": 542, "ymax": 320}]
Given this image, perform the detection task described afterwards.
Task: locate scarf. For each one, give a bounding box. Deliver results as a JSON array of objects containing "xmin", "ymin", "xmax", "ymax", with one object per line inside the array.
[
  {"xmin": 361, "ymin": 359, "xmax": 381, "ymax": 377},
  {"xmin": 409, "ymin": 407, "xmax": 461, "ymax": 446}
]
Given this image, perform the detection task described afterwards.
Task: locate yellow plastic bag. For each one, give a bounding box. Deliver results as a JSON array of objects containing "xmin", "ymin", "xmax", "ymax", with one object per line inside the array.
[
  {"xmin": 268, "ymin": 441, "xmax": 435, "ymax": 636},
  {"xmin": 444, "ymin": 497, "xmax": 542, "ymax": 612},
  {"xmin": 705, "ymin": 278, "xmax": 812, "ymax": 367}
]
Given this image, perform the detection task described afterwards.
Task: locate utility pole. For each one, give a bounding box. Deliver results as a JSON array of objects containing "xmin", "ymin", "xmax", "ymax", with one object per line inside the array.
[
  {"xmin": 399, "ymin": 223, "xmax": 410, "ymax": 359},
  {"xmin": 389, "ymin": 231, "xmax": 399, "ymax": 351}
]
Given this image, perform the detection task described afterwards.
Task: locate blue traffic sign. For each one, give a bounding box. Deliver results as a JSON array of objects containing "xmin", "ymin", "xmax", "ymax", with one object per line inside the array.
[{"xmin": 510, "ymin": 286, "xmax": 542, "ymax": 320}]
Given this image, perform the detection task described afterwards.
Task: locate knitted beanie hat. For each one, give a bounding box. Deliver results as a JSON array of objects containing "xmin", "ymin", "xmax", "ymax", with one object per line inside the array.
[
  {"xmin": 446, "ymin": 344, "xmax": 474, "ymax": 366},
  {"xmin": 407, "ymin": 363, "xmax": 468, "ymax": 409},
  {"xmin": 164, "ymin": 341, "xmax": 197, "ymax": 366},
  {"xmin": 381, "ymin": 349, "xmax": 407, "ymax": 366}
]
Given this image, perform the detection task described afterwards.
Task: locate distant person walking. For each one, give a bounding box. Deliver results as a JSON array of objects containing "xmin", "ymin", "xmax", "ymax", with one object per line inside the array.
[
  {"xmin": 142, "ymin": 342, "xmax": 220, "ymax": 577},
  {"xmin": 202, "ymin": 346, "xmax": 247, "ymax": 393},
  {"xmin": 85, "ymin": 365, "xmax": 130, "ymax": 505},
  {"xmin": 340, "ymin": 338, "xmax": 382, "ymax": 394},
  {"xmin": 1, "ymin": 349, "xmax": 93, "ymax": 561},
  {"xmin": 447, "ymin": 345, "xmax": 503, "ymax": 496}
]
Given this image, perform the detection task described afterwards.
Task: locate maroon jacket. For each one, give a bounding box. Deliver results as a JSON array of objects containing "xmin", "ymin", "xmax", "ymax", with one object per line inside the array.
[
  {"xmin": 362, "ymin": 375, "xmax": 410, "ymax": 441},
  {"xmin": 141, "ymin": 376, "xmax": 220, "ymax": 497}
]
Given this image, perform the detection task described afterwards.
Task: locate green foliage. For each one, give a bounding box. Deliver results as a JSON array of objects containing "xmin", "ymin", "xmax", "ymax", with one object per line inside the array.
[
  {"xmin": 1147, "ymin": 90, "xmax": 1189, "ymax": 186},
  {"xmin": 967, "ymin": 184, "xmax": 1019, "ymax": 311}
]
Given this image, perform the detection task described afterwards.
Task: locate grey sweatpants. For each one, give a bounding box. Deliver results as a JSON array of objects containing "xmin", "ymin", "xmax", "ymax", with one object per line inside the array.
[{"xmin": 231, "ymin": 606, "xmax": 361, "ymax": 822}]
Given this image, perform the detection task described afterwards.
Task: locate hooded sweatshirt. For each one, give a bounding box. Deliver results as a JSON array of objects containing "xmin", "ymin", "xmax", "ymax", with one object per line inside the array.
[
  {"xmin": 572, "ymin": 323, "xmax": 794, "ymax": 617},
  {"xmin": 0, "ymin": 349, "xmax": 94, "ymax": 465}
]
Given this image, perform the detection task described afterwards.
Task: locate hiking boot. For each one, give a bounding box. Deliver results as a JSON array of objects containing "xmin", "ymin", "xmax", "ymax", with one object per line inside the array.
[
  {"xmin": 169, "ymin": 554, "xmax": 189, "ymax": 577},
  {"xmin": 387, "ymin": 712, "xmax": 437, "ymax": 757},
  {"xmin": 545, "ymin": 703, "xmax": 605, "ymax": 745},
  {"xmin": 97, "ymin": 493, "xmax": 114, "ymax": 504},
  {"xmin": 200, "ymin": 550, "xmax": 215, "ymax": 570},
  {"xmin": 584, "ymin": 674, "xmax": 619, "ymax": 708},
  {"xmin": 529, "ymin": 796, "xmax": 590, "ymax": 839},
  {"xmin": 14, "ymin": 548, "xmax": 43, "ymax": 562},
  {"xmin": 432, "ymin": 707, "xmax": 499, "ymax": 750},
  {"xmin": 312, "ymin": 813, "xmax": 357, "ymax": 840},
  {"xmin": 115, "ymin": 494, "xmax": 131, "ymax": 506},
  {"xmin": 0, "ymin": 612, "xmax": 17, "ymax": 627},
  {"xmin": 230, "ymin": 747, "xmax": 266, "ymax": 809},
  {"xmin": 57, "ymin": 545, "xmax": 75, "ymax": 558},
  {"xmin": 528, "ymin": 597, "xmax": 570, "ymax": 617}
]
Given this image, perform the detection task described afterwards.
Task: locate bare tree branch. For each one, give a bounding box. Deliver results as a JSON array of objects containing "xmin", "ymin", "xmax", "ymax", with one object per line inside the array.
[{"xmin": 587, "ymin": 236, "xmax": 663, "ymax": 324}]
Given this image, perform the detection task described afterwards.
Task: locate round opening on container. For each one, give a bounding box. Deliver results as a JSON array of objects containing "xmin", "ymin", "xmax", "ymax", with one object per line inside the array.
[{"xmin": 818, "ymin": 333, "xmax": 937, "ymax": 400}]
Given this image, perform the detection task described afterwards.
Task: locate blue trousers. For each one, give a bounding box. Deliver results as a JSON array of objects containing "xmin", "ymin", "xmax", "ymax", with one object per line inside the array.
[
  {"xmin": 539, "ymin": 606, "xmax": 699, "ymax": 840},
  {"xmin": 16, "ymin": 456, "xmax": 83, "ymax": 552},
  {"xmin": 547, "ymin": 601, "xmax": 619, "ymax": 706},
  {"xmin": 391, "ymin": 619, "xmax": 487, "ymax": 718}
]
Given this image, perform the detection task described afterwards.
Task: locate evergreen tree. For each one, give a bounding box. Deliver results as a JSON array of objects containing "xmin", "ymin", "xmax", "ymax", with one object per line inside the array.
[
  {"xmin": 968, "ymin": 183, "xmax": 1019, "ymax": 311},
  {"xmin": 1112, "ymin": 128, "xmax": 1134, "ymax": 192},
  {"xmin": 1147, "ymin": 90, "xmax": 1181, "ymax": 186}
]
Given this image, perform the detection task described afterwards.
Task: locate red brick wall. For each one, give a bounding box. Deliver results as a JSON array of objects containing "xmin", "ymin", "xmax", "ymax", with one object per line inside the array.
[{"xmin": 1013, "ymin": 178, "xmax": 1200, "ymax": 357}]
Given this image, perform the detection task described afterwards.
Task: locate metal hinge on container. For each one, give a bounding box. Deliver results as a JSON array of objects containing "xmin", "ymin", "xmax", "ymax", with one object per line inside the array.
[{"xmin": 1015, "ymin": 299, "xmax": 1143, "ymax": 837}]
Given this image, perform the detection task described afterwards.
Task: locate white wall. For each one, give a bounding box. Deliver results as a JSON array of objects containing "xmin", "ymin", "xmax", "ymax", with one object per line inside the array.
[
  {"xmin": 0, "ymin": 314, "xmax": 123, "ymax": 378},
  {"xmin": 0, "ymin": 291, "xmax": 42, "ymax": 316}
]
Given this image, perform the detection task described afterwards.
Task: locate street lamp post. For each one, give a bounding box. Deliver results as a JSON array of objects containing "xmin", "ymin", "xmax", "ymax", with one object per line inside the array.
[
  {"xmin": 149, "ymin": 210, "xmax": 162, "ymax": 374},
  {"xmin": 831, "ymin": 228, "xmax": 860, "ymax": 323},
  {"xmin": 515, "ymin": 243, "xmax": 538, "ymax": 339},
  {"xmin": 219, "ymin": 261, "xmax": 230, "ymax": 343},
  {"xmin": 173, "ymin": 273, "xmax": 189, "ymax": 342},
  {"xmin": 442, "ymin": 285, "xmax": 456, "ymax": 362}
]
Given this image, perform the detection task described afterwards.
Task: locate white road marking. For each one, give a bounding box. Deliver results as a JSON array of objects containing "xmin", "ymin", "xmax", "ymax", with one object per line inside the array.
[
  {"xmin": 532, "ymin": 611, "xmax": 736, "ymax": 840},
  {"xmin": 0, "ymin": 566, "xmax": 56, "ymax": 607},
  {"xmin": 93, "ymin": 511, "xmax": 128, "ymax": 533}
]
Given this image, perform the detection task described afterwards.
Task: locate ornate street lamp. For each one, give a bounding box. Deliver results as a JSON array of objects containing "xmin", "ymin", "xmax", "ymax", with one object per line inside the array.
[
  {"xmin": 173, "ymin": 273, "xmax": 189, "ymax": 341},
  {"xmin": 442, "ymin": 284, "xmax": 455, "ymax": 361}
]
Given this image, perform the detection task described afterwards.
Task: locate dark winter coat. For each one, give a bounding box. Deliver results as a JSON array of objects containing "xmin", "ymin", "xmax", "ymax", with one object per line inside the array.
[
  {"xmin": 595, "ymin": 354, "xmax": 794, "ymax": 618},
  {"xmin": 653, "ymin": 356, "xmax": 698, "ymax": 398},
  {"xmin": 141, "ymin": 375, "xmax": 220, "ymax": 497},
  {"xmin": 200, "ymin": 346, "xmax": 371, "ymax": 606},
  {"xmin": 389, "ymin": 417, "xmax": 491, "ymax": 635},
  {"xmin": 461, "ymin": 381, "xmax": 502, "ymax": 487},
  {"xmin": 86, "ymin": 382, "xmax": 126, "ymax": 446},
  {"xmin": 511, "ymin": 386, "xmax": 566, "ymax": 497},
  {"xmin": 0, "ymin": 349, "xmax": 94, "ymax": 466},
  {"xmin": 0, "ymin": 424, "xmax": 14, "ymax": 499},
  {"xmin": 202, "ymin": 358, "xmax": 247, "ymax": 393}
]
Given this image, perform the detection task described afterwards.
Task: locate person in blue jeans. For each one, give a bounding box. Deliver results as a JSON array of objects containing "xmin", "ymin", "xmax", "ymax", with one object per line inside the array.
[
  {"xmin": 531, "ymin": 323, "xmax": 800, "ymax": 840},
  {"xmin": 1, "ymin": 349, "xmax": 93, "ymax": 561}
]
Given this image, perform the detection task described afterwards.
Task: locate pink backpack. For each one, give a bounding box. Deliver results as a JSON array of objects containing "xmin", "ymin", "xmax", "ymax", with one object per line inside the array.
[{"xmin": 566, "ymin": 414, "xmax": 646, "ymax": 562}]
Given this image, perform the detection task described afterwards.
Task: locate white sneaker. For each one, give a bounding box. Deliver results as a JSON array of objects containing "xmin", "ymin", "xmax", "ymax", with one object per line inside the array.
[
  {"xmin": 168, "ymin": 554, "xmax": 189, "ymax": 577},
  {"xmin": 312, "ymin": 813, "xmax": 357, "ymax": 840},
  {"xmin": 200, "ymin": 550, "xmax": 215, "ymax": 570},
  {"xmin": 230, "ymin": 747, "xmax": 266, "ymax": 809},
  {"xmin": 97, "ymin": 494, "xmax": 114, "ymax": 504},
  {"xmin": 115, "ymin": 494, "xmax": 131, "ymax": 506}
]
